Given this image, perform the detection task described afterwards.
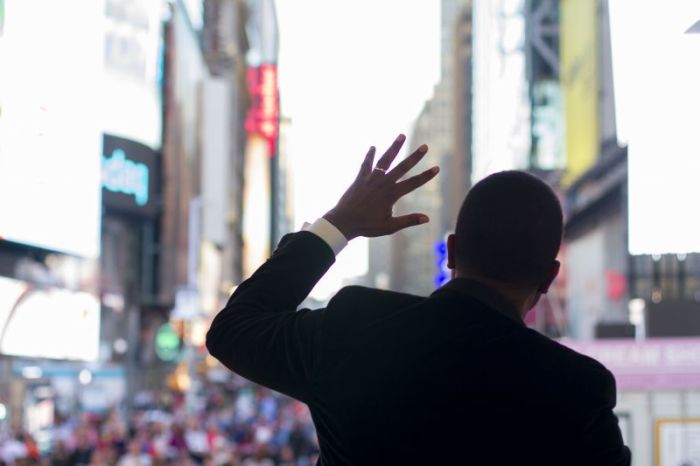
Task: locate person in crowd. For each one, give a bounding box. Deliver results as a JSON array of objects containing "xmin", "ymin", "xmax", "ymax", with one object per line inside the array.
[
  {"xmin": 166, "ymin": 425, "xmax": 186, "ymax": 459},
  {"xmin": 183, "ymin": 419, "xmax": 208, "ymax": 465},
  {"xmin": 206, "ymin": 135, "xmax": 632, "ymax": 465},
  {"xmin": 0, "ymin": 378, "xmax": 317, "ymax": 466},
  {"xmin": 88, "ymin": 448, "xmax": 109, "ymax": 466},
  {"xmin": 145, "ymin": 423, "xmax": 169, "ymax": 463},
  {"xmin": 49, "ymin": 441, "xmax": 70, "ymax": 466},
  {"xmin": 240, "ymin": 445, "xmax": 272, "ymax": 466},
  {"xmin": 67, "ymin": 431, "xmax": 93, "ymax": 466},
  {"xmin": 1, "ymin": 432, "xmax": 28, "ymax": 466},
  {"xmin": 285, "ymin": 422, "xmax": 311, "ymax": 465},
  {"xmin": 18, "ymin": 433, "xmax": 39, "ymax": 465},
  {"xmin": 116, "ymin": 440, "xmax": 150, "ymax": 466},
  {"xmin": 276, "ymin": 446, "xmax": 296, "ymax": 466}
]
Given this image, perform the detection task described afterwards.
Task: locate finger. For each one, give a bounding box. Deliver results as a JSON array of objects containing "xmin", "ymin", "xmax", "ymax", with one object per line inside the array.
[
  {"xmin": 386, "ymin": 213, "xmax": 430, "ymax": 234},
  {"xmin": 387, "ymin": 144, "xmax": 428, "ymax": 181},
  {"xmin": 374, "ymin": 134, "xmax": 406, "ymax": 171},
  {"xmin": 394, "ymin": 166, "xmax": 440, "ymax": 198},
  {"xmin": 357, "ymin": 146, "xmax": 376, "ymax": 178}
]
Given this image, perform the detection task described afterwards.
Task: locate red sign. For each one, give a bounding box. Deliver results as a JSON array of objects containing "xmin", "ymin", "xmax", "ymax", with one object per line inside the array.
[
  {"xmin": 245, "ymin": 64, "xmax": 279, "ymax": 155},
  {"xmin": 606, "ymin": 270, "xmax": 626, "ymax": 300}
]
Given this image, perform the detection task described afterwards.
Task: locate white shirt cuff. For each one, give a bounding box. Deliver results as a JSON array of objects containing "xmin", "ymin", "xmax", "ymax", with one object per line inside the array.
[{"xmin": 302, "ymin": 218, "xmax": 349, "ymax": 255}]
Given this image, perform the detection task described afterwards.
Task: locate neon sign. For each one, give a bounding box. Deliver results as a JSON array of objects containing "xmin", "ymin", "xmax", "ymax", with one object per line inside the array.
[
  {"xmin": 245, "ymin": 64, "xmax": 279, "ymax": 154},
  {"xmin": 434, "ymin": 240, "xmax": 450, "ymax": 288},
  {"xmin": 101, "ymin": 149, "xmax": 149, "ymax": 206}
]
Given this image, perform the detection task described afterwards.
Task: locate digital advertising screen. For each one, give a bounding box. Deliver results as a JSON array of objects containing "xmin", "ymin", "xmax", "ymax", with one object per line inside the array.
[
  {"xmin": 103, "ymin": 0, "xmax": 163, "ymax": 149},
  {"xmin": 102, "ymin": 134, "xmax": 159, "ymax": 216},
  {"xmin": 0, "ymin": 0, "xmax": 104, "ymax": 258},
  {"xmin": 610, "ymin": 0, "xmax": 700, "ymax": 255},
  {"xmin": 0, "ymin": 276, "xmax": 100, "ymax": 361},
  {"xmin": 471, "ymin": 0, "xmax": 531, "ymax": 182}
]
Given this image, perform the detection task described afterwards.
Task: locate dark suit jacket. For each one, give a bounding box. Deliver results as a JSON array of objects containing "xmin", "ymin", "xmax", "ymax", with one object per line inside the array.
[{"xmin": 206, "ymin": 231, "xmax": 631, "ymax": 466}]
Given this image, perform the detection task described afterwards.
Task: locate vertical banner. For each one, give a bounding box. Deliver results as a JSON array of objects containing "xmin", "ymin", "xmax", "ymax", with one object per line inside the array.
[
  {"xmin": 245, "ymin": 64, "xmax": 280, "ymax": 155},
  {"xmin": 560, "ymin": 0, "xmax": 599, "ymax": 185},
  {"xmin": 242, "ymin": 136, "xmax": 272, "ymax": 279}
]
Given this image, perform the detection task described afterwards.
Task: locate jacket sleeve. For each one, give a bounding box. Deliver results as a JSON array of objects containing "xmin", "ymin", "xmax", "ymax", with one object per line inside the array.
[
  {"xmin": 576, "ymin": 367, "xmax": 632, "ymax": 466},
  {"xmin": 205, "ymin": 231, "xmax": 336, "ymax": 402}
]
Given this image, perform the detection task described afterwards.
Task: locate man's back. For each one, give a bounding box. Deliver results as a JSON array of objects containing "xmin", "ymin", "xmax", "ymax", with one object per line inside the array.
[
  {"xmin": 207, "ymin": 139, "xmax": 631, "ymax": 465},
  {"xmin": 308, "ymin": 282, "xmax": 628, "ymax": 465}
]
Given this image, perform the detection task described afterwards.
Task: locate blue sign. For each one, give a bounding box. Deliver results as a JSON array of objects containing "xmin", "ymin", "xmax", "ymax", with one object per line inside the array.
[
  {"xmin": 434, "ymin": 240, "xmax": 450, "ymax": 288},
  {"xmin": 101, "ymin": 149, "xmax": 149, "ymax": 206}
]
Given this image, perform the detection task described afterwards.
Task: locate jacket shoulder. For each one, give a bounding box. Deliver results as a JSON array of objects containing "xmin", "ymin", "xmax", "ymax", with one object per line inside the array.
[
  {"xmin": 322, "ymin": 285, "xmax": 425, "ymax": 339},
  {"xmin": 326, "ymin": 285, "xmax": 425, "ymax": 319},
  {"xmin": 520, "ymin": 330, "xmax": 617, "ymax": 401},
  {"xmin": 525, "ymin": 330, "xmax": 611, "ymax": 371},
  {"xmin": 330, "ymin": 285, "xmax": 425, "ymax": 306}
]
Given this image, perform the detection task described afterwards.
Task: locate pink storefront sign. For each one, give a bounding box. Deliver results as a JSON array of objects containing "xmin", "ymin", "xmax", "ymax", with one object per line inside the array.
[{"xmin": 558, "ymin": 338, "xmax": 700, "ymax": 391}]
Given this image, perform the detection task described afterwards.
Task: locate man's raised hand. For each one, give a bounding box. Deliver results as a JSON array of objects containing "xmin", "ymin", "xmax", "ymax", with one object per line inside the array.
[{"xmin": 323, "ymin": 134, "xmax": 439, "ymax": 240}]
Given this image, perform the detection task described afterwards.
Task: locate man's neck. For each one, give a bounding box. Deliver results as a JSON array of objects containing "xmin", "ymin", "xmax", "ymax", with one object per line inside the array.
[{"xmin": 454, "ymin": 273, "xmax": 536, "ymax": 318}]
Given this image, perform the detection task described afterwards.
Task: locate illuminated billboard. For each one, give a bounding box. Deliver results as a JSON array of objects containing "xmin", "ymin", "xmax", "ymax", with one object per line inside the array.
[
  {"xmin": 0, "ymin": 0, "xmax": 103, "ymax": 258},
  {"xmin": 102, "ymin": 134, "xmax": 158, "ymax": 216},
  {"xmin": 0, "ymin": 276, "xmax": 100, "ymax": 361},
  {"xmin": 245, "ymin": 64, "xmax": 280, "ymax": 154},
  {"xmin": 610, "ymin": 1, "xmax": 700, "ymax": 254},
  {"xmin": 103, "ymin": 0, "xmax": 163, "ymax": 149},
  {"xmin": 560, "ymin": 0, "xmax": 599, "ymax": 185},
  {"xmin": 471, "ymin": 0, "xmax": 530, "ymax": 182},
  {"xmin": 531, "ymin": 81, "xmax": 565, "ymax": 170},
  {"xmin": 242, "ymin": 136, "xmax": 272, "ymax": 278}
]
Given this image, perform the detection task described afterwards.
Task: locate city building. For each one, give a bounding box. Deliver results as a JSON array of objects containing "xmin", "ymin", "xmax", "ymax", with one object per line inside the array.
[
  {"xmin": 100, "ymin": 0, "xmax": 165, "ymax": 402},
  {"xmin": 202, "ymin": 0, "xmax": 251, "ymax": 290},
  {"xmin": 383, "ymin": 0, "xmax": 472, "ymax": 296},
  {"xmin": 275, "ymin": 115, "xmax": 295, "ymax": 243},
  {"xmin": 449, "ymin": 4, "xmax": 473, "ymax": 228},
  {"xmin": 556, "ymin": 0, "xmax": 626, "ymax": 339},
  {"xmin": 241, "ymin": 0, "xmax": 282, "ymax": 278},
  {"xmin": 556, "ymin": 2, "xmax": 700, "ymax": 463},
  {"xmin": 391, "ymin": 100, "xmax": 446, "ymax": 296},
  {"xmin": 0, "ymin": 0, "xmax": 166, "ymax": 427},
  {"xmin": 471, "ymin": 0, "xmax": 531, "ymax": 180}
]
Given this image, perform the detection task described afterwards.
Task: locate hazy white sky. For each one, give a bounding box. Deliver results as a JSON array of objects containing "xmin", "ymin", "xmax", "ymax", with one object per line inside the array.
[
  {"xmin": 275, "ymin": 0, "xmax": 441, "ymax": 298},
  {"xmin": 610, "ymin": 0, "xmax": 700, "ymax": 255}
]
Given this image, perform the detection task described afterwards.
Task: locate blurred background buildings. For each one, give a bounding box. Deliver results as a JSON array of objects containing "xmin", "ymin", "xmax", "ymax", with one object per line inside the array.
[
  {"xmin": 1, "ymin": 0, "xmax": 700, "ymax": 464},
  {"xmin": 0, "ymin": 0, "xmax": 291, "ymax": 441}
]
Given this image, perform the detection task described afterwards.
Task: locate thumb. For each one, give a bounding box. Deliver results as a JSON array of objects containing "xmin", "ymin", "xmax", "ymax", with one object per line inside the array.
[{"xmin": 387, "ymin": 214, "xmax": 430, "ymax": 234}]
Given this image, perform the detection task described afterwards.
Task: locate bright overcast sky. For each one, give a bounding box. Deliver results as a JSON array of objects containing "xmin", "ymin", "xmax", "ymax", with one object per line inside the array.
[{"xmin": 275, "ymin": 0, "xmax": 441, "ymax": 299}]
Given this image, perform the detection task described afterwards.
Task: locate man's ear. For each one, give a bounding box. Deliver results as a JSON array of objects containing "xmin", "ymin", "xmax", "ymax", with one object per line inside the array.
[
  {"xmin": 537, "ymin": 260, "xmax": 561, "ymax": 294},
  {"xmin": 446, "ymin": 234, "xmax": 457, "ymax": 270}
]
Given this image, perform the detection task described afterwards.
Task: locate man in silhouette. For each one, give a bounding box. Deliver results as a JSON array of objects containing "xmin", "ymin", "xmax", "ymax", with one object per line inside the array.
[{"xmin": 206, "ymin": 135, "xmax": 631, "ymax": 465}]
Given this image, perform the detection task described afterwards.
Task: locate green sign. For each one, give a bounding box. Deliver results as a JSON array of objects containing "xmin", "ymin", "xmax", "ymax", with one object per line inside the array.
[{"xmin": 155, "ymin": 323, "xmax": 181, "ymax": 362}]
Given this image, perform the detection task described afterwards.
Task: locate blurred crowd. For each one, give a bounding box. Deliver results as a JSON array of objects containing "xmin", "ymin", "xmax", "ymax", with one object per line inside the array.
[{"xmin": 0, "ymin": 378, "xmax": 319, "ymax": 466}]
